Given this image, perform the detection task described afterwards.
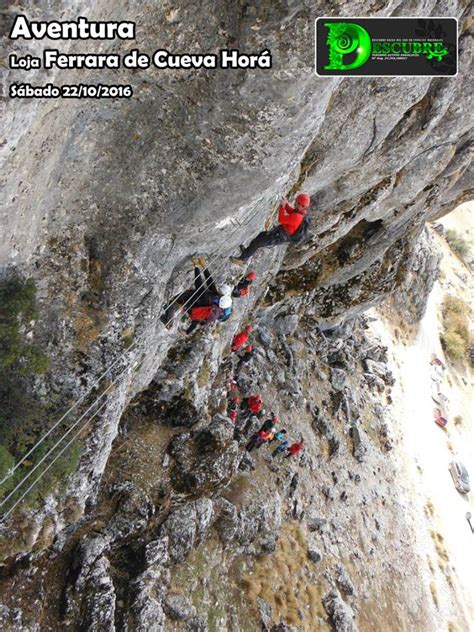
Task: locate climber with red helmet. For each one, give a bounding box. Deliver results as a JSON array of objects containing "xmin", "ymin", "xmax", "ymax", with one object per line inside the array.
[
  {"xmin": 285, "ymin": 441, "xmax": 305, "ymax": 458},
  {"xmin": 231, "ymin": 193, "xmax": 311, "ymax": 264},
  {"xmin": 232, "ymin": 271, "xmax": 257, "ymax": 297},
  {"xmin": 160, "ymin": 258, "xmax": 233, "ymax": 333},
  {"xmin": 243, "ymin": 394, "xmax": 263, "ymax": 415},
  {"xmin": 236, "ymin": 393, "xmax": 264, "ymax": 438},
  {"xmin": 231, "ymin": 325, "xmax": 254, "ymax": 352}
]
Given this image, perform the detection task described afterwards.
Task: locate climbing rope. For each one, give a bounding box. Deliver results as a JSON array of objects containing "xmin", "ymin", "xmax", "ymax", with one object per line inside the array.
[
  {"xmin": 263, "ymin": 196, "xmax": 281, "ymax": 230},
  {"xmin": 2, "ymin": 398, "xmax": 110, "ymax": 521},
  {"xmin": 0, "ymin": 192, "xmax": 280, "ymax": 519},
  {"xmin": 0, "ymin": 347, "xmax": 140, "ymax": 487},
  {"xmin": 0, "ymin": 358, "xmax": 141, "ymax": 514}
]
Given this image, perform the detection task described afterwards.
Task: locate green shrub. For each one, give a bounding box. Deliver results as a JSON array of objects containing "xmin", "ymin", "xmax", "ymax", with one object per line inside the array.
[
  {"xmin": 122, "ymin": 334, "xmax": 134, "ymax": 349},
  {"xmin": 445, "ymin": 229, "xmax": 470, "ymax": 259},
  {"xmin": 0, "ymin": 275, "xmax": 75, "ymax": 513},
  {"xmin": 0, "ymin": 277, "xmax": 49, "ymax": 373},
  {"xmin": 0, "ymin": 438, "xmax": 81, "ymax": 507},
  {"xmin": 0, "ymin": 445, "xmax": 14, "ymax": 480}
]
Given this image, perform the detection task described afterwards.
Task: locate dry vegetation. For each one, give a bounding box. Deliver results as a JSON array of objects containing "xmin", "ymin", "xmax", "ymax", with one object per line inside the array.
[
  {"xmin": 440, "ymin": 295, "xmax": 472, "ymax": 362},
  {"xmin": 445, "ymin": 229, "xmax": 471, "ymax": 261},
  {"xmin": 430, "ymin": 582, "xmax": 439, "ymax": 608},
  {"xmin": 424, "ymin": 499, "xmax": 435, "ymax": 519},
  {"xmin": 453, "ymin": 415, "xmax": 463, "ymax": 427},
  {"xmin": 241, "ymin": 522, "xmax": 327, "ymax": 629}
]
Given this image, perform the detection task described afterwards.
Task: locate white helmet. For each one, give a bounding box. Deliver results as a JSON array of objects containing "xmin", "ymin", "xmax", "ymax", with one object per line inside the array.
[
  {"xmin": 220, "ymin": 284, "xmax": 232, "ymax": 296},
  {"xmin": 219, "ymin": 295, "xmax": 233, "ymax": 309}
]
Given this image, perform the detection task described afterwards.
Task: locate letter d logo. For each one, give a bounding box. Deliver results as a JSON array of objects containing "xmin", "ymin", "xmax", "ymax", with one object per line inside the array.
[{"xmin": 324, "ymin": 22, "xmax": 371, "ymax": 70}]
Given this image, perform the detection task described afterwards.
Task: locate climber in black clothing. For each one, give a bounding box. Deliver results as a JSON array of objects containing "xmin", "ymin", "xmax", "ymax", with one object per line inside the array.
[
  {"xmin": 160, "ymin": 258, "xmax": 232, "ymax": 328},
  {"xmin": 236, "ymin": 345, "xmax": 254, "ymax": 372}
]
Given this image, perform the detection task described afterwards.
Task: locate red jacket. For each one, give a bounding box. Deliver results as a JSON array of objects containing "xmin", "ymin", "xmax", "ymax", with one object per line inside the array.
[
  {"xmin": 278, "ymin": 203, "xmax": 305, "ymax": 235},
  {"xmin": 190, "ymin": 305, "xmax": 222, "ymax": 321},
  {"xmin": 289, "ymin": 442, "xmax": 304, "ymax": 455},
  {"xmin": 247, "ymin": 396, "xmax": 262, "ymax": 413},
  {"xmin": 231, "ymin": 331, "xmax": 249, "ymax": 351}
]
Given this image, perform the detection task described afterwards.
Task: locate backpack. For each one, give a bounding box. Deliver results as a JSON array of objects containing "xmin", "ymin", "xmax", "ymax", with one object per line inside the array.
[
  {"xmin": 190, "ymin": 306, "xmax": 214, "ymax": 321},
  {"xmin": 232, "ymin": 282, "xmax": 249, "ymax": 297},
  {"xmin": 289, "ymin": 216, "xmax": 311, "ymax": 243}
]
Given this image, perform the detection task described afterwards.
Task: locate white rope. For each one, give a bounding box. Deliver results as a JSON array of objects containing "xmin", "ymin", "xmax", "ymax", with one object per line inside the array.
[
  {"xmin": 1, "ymin": 193, "xmax": 272, "ymax": 486},
  {"xmin": 0, "ymin": 346, "xmax": 138, "ymax": 486},
  {"xmin": 0, "ymin": 372, "xmax": 120, "ymax": 509},
  {"xmin": 1, "ymin": 398, "xmax": 110, "ymax": 521}
]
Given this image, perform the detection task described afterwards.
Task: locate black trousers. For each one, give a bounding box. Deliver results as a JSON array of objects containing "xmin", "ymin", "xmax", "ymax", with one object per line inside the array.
[
  {"xmin": 240, "ymin": 226, "xmax": 289, "ymax": 261},
  {"xmin": 162, "ymin": 267, "xmax": 218, "ymax": 324}
]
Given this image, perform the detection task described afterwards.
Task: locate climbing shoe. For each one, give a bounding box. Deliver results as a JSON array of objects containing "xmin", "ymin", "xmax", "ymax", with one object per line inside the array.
[
  {"xmin": 191, "ymin": 256, "xmax": 208, "ymax": 268},
  {"xmin": 230, "ymin": 256, "xmax": 246, "ymax": 266},
  {"xmin": 230, "ymin": 246, "xmax": 247, "ymax": 266}
]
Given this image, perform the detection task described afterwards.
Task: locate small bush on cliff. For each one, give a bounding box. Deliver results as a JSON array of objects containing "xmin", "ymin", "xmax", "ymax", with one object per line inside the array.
[
  {"xmin": 0, "ymin": 277, "xmax": 49, "ymax": 373},
  {"xmin": 440, "ymin": 295, "xmax": 471, "ymax": 361},
  {"xmin": 0, "ymin": 276, "xmax": 79, "ymax": 510},
  {"xmin": 445, "ymin": 229, "xmax": 470, "ymax": 260}
]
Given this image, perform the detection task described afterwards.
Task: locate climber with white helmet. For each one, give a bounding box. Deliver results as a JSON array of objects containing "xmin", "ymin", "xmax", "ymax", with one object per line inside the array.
[
  {"xmin": 160, "ymin": 257, "xmax": 233, "ymax": 333},
  {"xmin": 231, "ymin": 193, "xmax": 312, "ymax": 264}
]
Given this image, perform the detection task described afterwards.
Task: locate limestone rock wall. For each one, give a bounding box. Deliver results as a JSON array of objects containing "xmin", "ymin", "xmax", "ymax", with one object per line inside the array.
[{"xmin": 0, "ymin": 2, "xmax": 472, "ymax": 625}]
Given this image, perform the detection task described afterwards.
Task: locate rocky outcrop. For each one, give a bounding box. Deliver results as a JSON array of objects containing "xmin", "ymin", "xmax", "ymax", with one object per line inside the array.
[
  {"xmin": 161, "ymin": 499, "xmax": 214, "ymax": 563},
  {"xmin": 168, "ymin": 416, "xmax": 239, "ymax": 494},
  {"xmin": 383, "ymin": 226, "xmax": 442, "ymax": 323},
  {"xmin": 0, "ymin": 307, "xmax": 458, "ymax": 630},
  {"xmin": 323, "ymin": 590, "xmax": 358, "ymax": 632},
  {"xmin": 63, "ymin": 535, "xmax": 116, "ymax": 631}
]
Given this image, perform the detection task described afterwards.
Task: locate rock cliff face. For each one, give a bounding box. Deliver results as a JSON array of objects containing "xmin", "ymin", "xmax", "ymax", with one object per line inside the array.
[{"xmin": 0, "ymin": 0, "xmax": 472, "ymax": 630}]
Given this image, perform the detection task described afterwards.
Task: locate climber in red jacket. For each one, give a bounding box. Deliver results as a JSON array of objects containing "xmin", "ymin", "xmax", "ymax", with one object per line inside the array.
[
  {"xmin": 232, "ymin": 271, "xmax": 257, "ymax": 297},
  {"xmin": 227, "ymin": 396, "xmax": 241, "ymax": 423},
  {"xmin": 285, "ymin": 441, "xmax": 304, "ymax": 458},
  {"xmin": 244, "ymin": 394, "xmax": 263, "ymax": 414},
  {"xmin": 246, "ymin": 429, "xmax": 274, "ymax": 452},
  {"xmin": 231, "ymin": 325, "xmax": 254, "ymax": 352},
  {"xmin": 160, "ymin": 259, "xmax": 233, "ymax": 333},
  {"xmin": 231, "ymin": 194, "xmax": 311, "ymax": 263}
]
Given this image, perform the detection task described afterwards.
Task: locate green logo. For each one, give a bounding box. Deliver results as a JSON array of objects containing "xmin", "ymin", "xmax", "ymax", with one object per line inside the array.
[{"xmin": 324, "ymin": 22, "xmax": 372, "ymax": 70}]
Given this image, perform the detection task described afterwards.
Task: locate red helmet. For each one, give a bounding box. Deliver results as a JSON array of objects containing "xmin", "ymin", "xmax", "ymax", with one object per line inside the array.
[
  {"xmin": 245, "ymin": 345, "xmax": 253, "ymax": 352},
  {"xmin": 245, "ymin": 325, "xmax": 254, "ymax": 332},
  {"xmin": 295, "ymin": 193, "xmax": 311, "ymax": 208},
  {"xmin": 246, "ymin": 271, "xmax": 257, "ymax": 281},
  {"xmin": 272, "ymin": 414, "xmax": 279, "ymax": 423}
]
